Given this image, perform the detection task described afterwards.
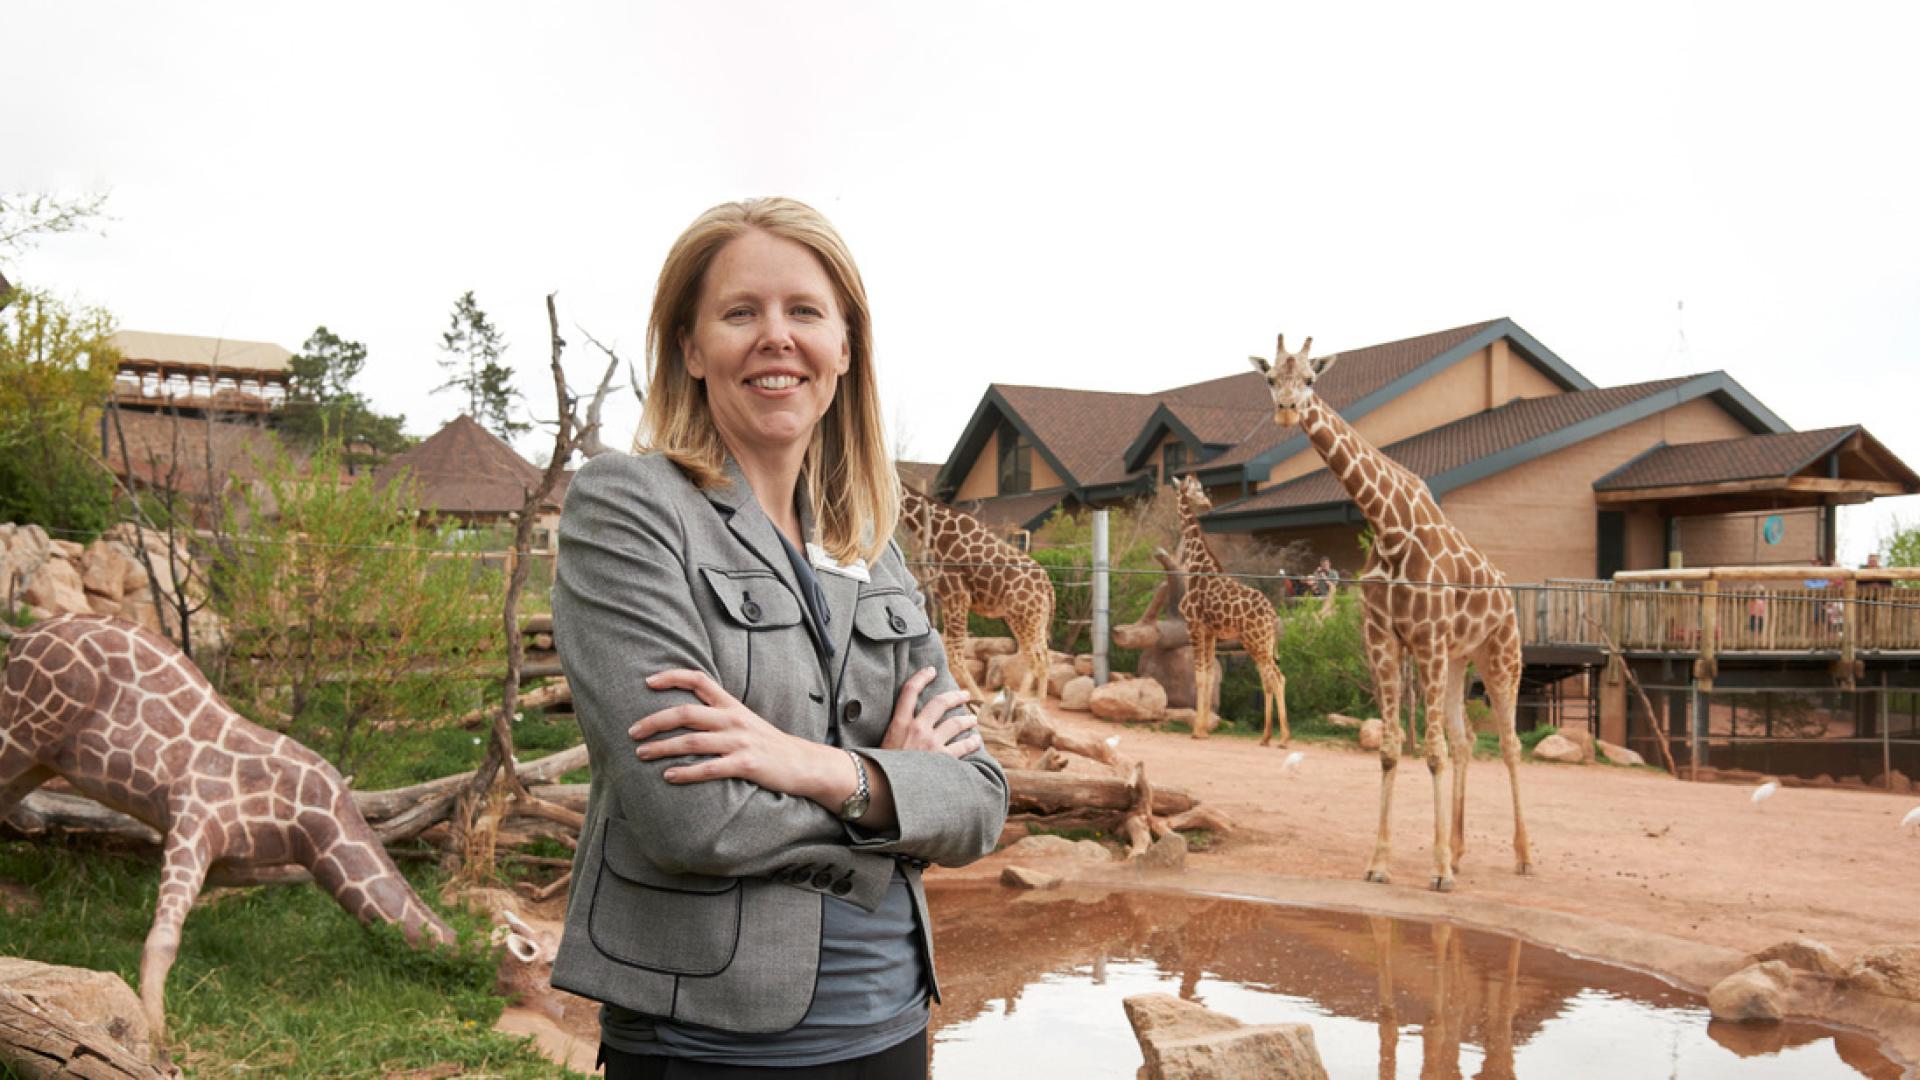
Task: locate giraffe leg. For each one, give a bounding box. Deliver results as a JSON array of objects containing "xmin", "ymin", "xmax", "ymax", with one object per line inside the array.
[
  {"xmin": 1190, "ymin": 631, "xmax": 1216, "ymax": 739},
  {"xmin": 1362, "ymin": 613, "xmax": 1403, "ymax": 884},
  {"xmin": 1484, "ymin": 636, "xmax": 1532, "ymax": 875},
  {"xmin": 1444, "ymin": 662, "xmax": 1472, "ymax": 874},
  {"xmin": 1369, "ymin": 915, "xmax": 1398, "ymax": 1080},
  {"xmin": 1255, "ymin": 649, "xmax": 1288, "ymax": 747},
  {"xmin": 1422, "ymin": 655, "xmax": 1457, "ymax": 892},
  {"xmin": 1018, "ymin": 614, "xmax": 1050, "ymax": 703},
  {"xmin": 0, "ymin": 753, "xmax": 55, "ymax": 825},
  {"xmin": 141, "ymin": 817, "xmax": 214, "ymax": 1044},
  {"xmin": 937, "ymin": 588, "xmax": 986, "ymax": 703}
]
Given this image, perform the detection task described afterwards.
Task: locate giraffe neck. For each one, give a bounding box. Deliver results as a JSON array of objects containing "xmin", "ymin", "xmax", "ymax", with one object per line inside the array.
[
  {"xmin": 1177, "ymin": 512, "xmax": 1221, "ymax": 575},
  {"xmin": 1300, "ymin": 395, "xmax": 1420, "ymax": 535}
]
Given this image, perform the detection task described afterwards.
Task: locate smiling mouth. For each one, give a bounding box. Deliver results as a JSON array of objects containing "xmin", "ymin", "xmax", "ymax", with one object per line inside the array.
[{"xmin": 747, "ymin": 374, "xmax": 806, "ymax": 391}]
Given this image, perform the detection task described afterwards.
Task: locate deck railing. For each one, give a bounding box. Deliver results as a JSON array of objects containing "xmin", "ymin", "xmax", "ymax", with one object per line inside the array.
[{"xmin": 1511, "ymin": 579, "xmax": 1920, "ymax": 654}]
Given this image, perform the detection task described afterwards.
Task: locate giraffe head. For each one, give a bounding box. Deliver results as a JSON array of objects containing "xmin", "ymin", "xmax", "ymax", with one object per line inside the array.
[
  {"xmin": 898, "ymin": 485, "xmax": 935, "ymax": 540},
  {"xmin": 1248, "ymin": 332, "xmax": 1339, "ymax": 428},
  {"xmin": 1174, "ymin": 474, "xmax": 1211, "ymax": 518}
]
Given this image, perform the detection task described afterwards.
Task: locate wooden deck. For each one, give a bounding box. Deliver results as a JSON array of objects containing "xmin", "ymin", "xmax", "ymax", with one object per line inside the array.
[{"xmin": 1514, "ymin": 580, "xmax": 1920, "ymax": 656}]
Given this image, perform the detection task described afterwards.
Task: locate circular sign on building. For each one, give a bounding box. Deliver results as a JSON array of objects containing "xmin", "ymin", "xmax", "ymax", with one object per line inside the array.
[{"xmin": 1762, "ymin": 514, "xmax": 1785, "ymax": 545}]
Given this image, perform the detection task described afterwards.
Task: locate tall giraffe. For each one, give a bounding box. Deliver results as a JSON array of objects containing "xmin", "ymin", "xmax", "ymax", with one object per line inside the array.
[
  {"xmin": 0, "ymin": 614, "xmax": 455, "ymax": 1040},
  {"xmin": 1250, "ymin": 333, "xmax": 1531, "ymax": 892},
  {"xmin": 899, "ymin": 488, "xmax": 1055, "ymax": 702},
  {"xmin": 1170, "ymin": 475, "xmax": 1289, "ymax": 745}
]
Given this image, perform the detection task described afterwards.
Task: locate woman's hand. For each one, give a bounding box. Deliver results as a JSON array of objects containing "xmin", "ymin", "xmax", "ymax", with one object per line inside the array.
[
  {"xmin": 631, "ymin": 669, "xmax": 825, "ymax": 794},
  {"xmin": 883, "ymin": 667, "xmax": 981, "ymax": 759}
]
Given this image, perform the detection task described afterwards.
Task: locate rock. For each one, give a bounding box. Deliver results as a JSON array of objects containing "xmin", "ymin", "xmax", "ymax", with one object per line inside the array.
[
  {"xmin": 969, "ymin": 636, "xmax": 1017, "ymax": 659},
  {"xmin": 1596, "ymin": 739, "xmax": 1645, "ymax": 766},
  {"xmin": 0, "ymin": 956, "xmax": 157, "ymax": 1062},
  {"xmin": 1358, "ymin": 718, "xmax": 1386, "ymax": 751},
  {"xmin": 1883, "ymin": 770, "xmax": 1912, "ymax": 793},
  {"xmin": 1124, "ymin": 993, "xmax": 1329, "ymax": 1080},
  {"xmin": 996, "ymin": 821, "xmax": 1030, "ymax": 849},
  {"xmin": 985, "ymin": 653, "xmax": 1032, "ymax": 693},
  {"xmin": 1134, "ymin": 831, "xmax": 1187, "ymax": 872},
  {"xmin": 1747, "ymin": 938, "xmax": 1846, "ymax": 980},
  {"xmin": 118, "ymin": 596, "xmax": 165, "ymax": 636},
  {"xmin": 1046, "ymin": 661, "xmax": 1079, "ymax": 699},
  {"xmin": 1532, "ymin": 733, "xmax": 1585, "ymax": 764},
  {"xmin": 1325, "ymin": 712, "xmax": 1363, "ymax": 729},
  {"xmin": 1844, "ymin": 944, "xmax": 1920, "ymax": 1002},
  {"xmin": 1090, "ymin": 678, "xmax": 1168, "ymax": 723},
  {"xmin": 23, "ymin": 557, "xmax": 90, "ymax": 615},
  {"xmin": 1002, "ymin": 834, "xmax": 1113, "ymax": 863},
  {"xmin": 1556, "ymin": 725, "xmax": 1596, "ymax": 761},
  {"xmin": 1073, "ymin": 654, "xmax": 1094, "ymax": 677},
  {"xmin": 1136, "ymin": 643, "xmax": 1220, "ymax": 711},
  {"xmin": 49, "ymin": 539, "xmax": 83, "ymax": 560},
  {"xmin": 1060, "ymin": 675, "xmax": 1095, "ymax": 711},
  {"xmin": 86, "ymin": 592, "xmax": 121, "ymax": 615},
  {"xmin": 81, "ymin": 539, "xmax": 136, "ymax": 602},
  {"xmin": 5, "ymin": 522, "xmax": 51, "ymax": 575},
  {"xmin": 1163, "ymin": 707, "xmax": 1195, "ymax": 728},
  {"xmin": 1000, "ymin": 866, "xmax": 1061, "ymax": 890},
  {"xmin": 1707, "ymin": 961, "xmax": 1793, "ymax": 1022}
]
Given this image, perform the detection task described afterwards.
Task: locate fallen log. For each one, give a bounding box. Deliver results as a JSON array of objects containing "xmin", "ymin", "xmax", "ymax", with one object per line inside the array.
[
  {"xmin": 0, "ymin": 987, "xmax": 176, "ymax": 1079},
  {"xmin": 448, "ymin": 680, "xmax": 571, "ymax": 731},
  {"xmin": 1004, "ymin": 769, "xmax": 1196, "ymax": 817}
]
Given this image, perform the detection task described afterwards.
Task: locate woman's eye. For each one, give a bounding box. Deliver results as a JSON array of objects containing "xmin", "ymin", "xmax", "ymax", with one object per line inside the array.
[
  {"xmin": 724, "ymin": 308, "xmax": 753, "ymax": 321},
  {"xmin": 793, "ymin": 305, "xmax": 823, "ymax": 318}
]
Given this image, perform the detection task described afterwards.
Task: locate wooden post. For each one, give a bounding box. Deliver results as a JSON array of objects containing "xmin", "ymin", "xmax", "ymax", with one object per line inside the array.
[
  {"xmin": 1840, "ymin": 577, "xmax": 1858, "ymax": 690},
  {"xmin": 1695, "ymin": 580, "xmax": 1718, "ymax": 693}
]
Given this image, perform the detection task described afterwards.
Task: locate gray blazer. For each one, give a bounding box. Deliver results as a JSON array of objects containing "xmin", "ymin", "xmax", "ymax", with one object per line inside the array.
[{"xmin": 548, "ymin": 450, "xmax": 1009, "ymax": 1034}]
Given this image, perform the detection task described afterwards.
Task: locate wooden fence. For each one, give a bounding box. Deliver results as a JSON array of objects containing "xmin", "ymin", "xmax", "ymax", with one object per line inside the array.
[{"xmin": 1511, "ymin": 580, "xmax": 1920, "ymax": 654}]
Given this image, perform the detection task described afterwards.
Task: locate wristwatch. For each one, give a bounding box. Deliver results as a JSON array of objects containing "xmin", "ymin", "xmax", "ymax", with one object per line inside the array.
[{"xmin": 838, "ymin": 750, "xmax": 871, "ymax": 821}]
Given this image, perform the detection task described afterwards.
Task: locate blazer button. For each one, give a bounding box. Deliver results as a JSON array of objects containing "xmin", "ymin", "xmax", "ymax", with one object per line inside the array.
[
  {"xmin": 843, "ymin": 699, "xmax": 862, "ymax": 723},
  {"xmin": 811, "ymin": 870, "xmax": 835, "ymax": 889},
  {"xmin": 741, "ymin": 598, "xmax": 763, "ymax": 623},
  {"xmin": 830, "ymin": 878, "xmax": 853, "ymax": 897},
  {"xmin": 887, "ymin": 609, "xmax": 908, "ymax": 634}
]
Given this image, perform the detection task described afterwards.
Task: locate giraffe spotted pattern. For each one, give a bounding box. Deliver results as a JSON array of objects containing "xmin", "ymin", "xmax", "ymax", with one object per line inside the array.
[
  {"xmin": 1171, "ymin": 475, "xmax": 1290, "ymax": 745},
  {"xmin": 899, "ymin": 489, "xmax": 1055, "ymax": 702}
]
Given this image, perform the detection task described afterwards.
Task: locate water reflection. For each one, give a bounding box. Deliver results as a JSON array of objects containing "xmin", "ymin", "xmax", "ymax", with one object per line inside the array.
[{"xmin": 925, "ymin": 882, "xmax": 1900, "ymax": 1079}]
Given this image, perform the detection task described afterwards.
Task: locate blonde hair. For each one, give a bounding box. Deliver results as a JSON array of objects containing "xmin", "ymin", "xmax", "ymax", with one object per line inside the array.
[{"xmin": 638, "ymin": 197, "xmax": 898, "ymax": 564}]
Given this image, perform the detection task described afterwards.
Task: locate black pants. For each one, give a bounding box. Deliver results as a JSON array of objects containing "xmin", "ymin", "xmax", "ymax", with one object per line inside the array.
[{"xmin": 598, "ymin": 1029, "xmax": 927, "ymax": 1080}]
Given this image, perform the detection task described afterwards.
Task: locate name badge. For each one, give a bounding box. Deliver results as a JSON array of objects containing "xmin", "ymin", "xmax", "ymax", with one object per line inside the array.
[{"xmin": 807, "ymin": 542, "xmax": 871, "ymax": 582}]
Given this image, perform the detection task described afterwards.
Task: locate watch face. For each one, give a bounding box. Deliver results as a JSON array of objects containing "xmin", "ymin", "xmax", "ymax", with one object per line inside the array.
[{"xmin": 840, "ymin": 793, "xmax": 870, "ymax": 821}]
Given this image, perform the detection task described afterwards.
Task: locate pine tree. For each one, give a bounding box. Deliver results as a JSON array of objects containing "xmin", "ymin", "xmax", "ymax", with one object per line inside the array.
[{"xmin": 436, "ymin": 291, "xmax": 527, "ymax": 440}]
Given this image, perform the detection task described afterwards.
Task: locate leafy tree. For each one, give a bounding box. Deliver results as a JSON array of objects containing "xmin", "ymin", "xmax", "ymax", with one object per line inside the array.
[
  {"xmin": 0, "ymin": 192, "xmax": 108, "ymax": 260},
  {"xmin": 436, "ymin": 291, "xmax": 526, "ymax": 441},
  {"xmin": 0, "ymin": 289, "xmax": 118, "ymax": 535},
  {"xmin": 213, "ymin": 440, "xmax": 505, "ymax": 776},
  {"xmin": 1880, "ymin": 517, "xmax": 1920, "ymax": 589},
  {"xmin": 281, "ymin": 325, "xmax": 411, "ymax": 466}
]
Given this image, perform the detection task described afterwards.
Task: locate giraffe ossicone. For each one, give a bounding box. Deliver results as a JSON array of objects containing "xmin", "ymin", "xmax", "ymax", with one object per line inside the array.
[
  {"xmin": 0, "ymin": 614, "xmax": 456, "ymax": 1043},
  {"xmin": 1252, "ymin": 332, "xmax": 1531, "ymax": 892}
]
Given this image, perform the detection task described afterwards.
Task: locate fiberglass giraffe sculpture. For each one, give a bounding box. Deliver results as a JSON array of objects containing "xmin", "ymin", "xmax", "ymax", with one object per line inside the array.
[
  {"xmin": 898, "ymin": 487, "xmax": 1055, "ymax": 702},
  {"xmin": 0, "ymin": 614, "xmax": 455, "ymax": 1041},
  {"xmin": 1170, "ymin": 475, "xmax": 1290, "ymax": 745},
  {"xmin": 1250, "ymin": 334, "xmax": 1531, "ymax": 891}
]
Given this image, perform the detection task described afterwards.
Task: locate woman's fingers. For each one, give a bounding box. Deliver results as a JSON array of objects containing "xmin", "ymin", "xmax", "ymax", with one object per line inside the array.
[
  {"xmin": 646, "ymin": 668, "xmax": 735, "ymax": 708},
  {"xmin": 890, "ymin": 666, "xmax": 939, "ymax": 722},
  {"xmin": 634, "ymin": 730, "xmax": 734, "ymax": 761},
  {"xmin": 940, "ymin": 730, "xmax": 983, "ymax": 760},
  {"xmin": 628, "ymin": 702, "xmax": 728, "ymax": 741},
  {"xmin": 918, "ymin": 689, "xmax": 973, "ymax": 726}
]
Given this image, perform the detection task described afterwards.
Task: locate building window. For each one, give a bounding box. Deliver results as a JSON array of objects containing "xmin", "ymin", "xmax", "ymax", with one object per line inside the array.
[
  {"xmin": 998, "ymin": 424, "xmax": 1032, "ymax": 494},
  {"xmin": 1163, "ymin": 441, "xmax": 1187, "ymax": 484}
]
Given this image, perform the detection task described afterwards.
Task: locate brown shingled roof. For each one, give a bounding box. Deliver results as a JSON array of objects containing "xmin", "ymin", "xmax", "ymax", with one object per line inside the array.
[
  {"xmin": 993, "ymin": 385, "xmax": 1162, "ymax": 489},
  {"xmin": 373, "ymin": 414, "xmax": 559, "ymax": 516},
  {"xmin": 1218, "ymin": 375, "xmax": 1698, "ymax": 514},
  {"xmin": 895, "ymin": 459, "xmax": 943, "ymax": 495},
  {"xmin": 953, "ymin": 489, "xmax": 1072, "ymax": 534},
  {"xmin": 1594, "ymin": 428, "xmax": 1857, "ymax": 491}
]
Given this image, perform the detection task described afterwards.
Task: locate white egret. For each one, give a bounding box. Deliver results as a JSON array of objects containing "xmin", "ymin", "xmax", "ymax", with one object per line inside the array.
[
  {"xmin": 1751, "ymin": 781, "xmax": 1779, "ymax": 806},
  {"xmin": 1281, "ymin": 751, "xmax": 1305, "ymax": 776},
  {"xmin": 1902, "ymin": 806, "xmax": 1920, "ymax": 832}
]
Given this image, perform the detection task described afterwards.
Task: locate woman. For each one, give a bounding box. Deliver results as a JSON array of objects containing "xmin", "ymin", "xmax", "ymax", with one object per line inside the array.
[{"xmin": 548, "ymin": 197, "xmax": 1009, "ymax": 1079}]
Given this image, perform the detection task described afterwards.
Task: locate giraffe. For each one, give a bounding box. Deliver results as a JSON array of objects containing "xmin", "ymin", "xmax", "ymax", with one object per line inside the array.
[
  {"xmin": 1170, "ymin": 475, "xmax": 1289, "ymax": 744},
  {"xmin": 1250, "ymin": 333, "xmax": 1531, "ymax": 892},
  {"xmin": 898, "ymin": 487, "xmax": 1055, "ymax": 702},
  {"xmin": 0, "ymin": 614, "xmax": 455, "ymax": 1042}
]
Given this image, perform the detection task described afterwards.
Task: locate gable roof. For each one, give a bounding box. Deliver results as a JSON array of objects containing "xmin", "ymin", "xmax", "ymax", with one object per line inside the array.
[
  {"xmin": 374, "ymin": 414, "xmax": 560, "ymax": 516},
  {"xmin": 1204, "ymin": 372, "xmax": 1788, "ymax": 530},
  {"xmin": 953, "ymin": 489, "xmax": 1073, "ymax": 534},
  {"xmin": 895, "ymin": 459, "xmax": 943, "ymax": 495},
  {"xmin": 1594, "ymin": 426, "xmax": 1920, "ymax": 498}
]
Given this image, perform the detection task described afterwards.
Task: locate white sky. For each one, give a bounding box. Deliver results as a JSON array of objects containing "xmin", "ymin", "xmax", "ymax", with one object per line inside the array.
[{"xmin": 7, "ymin": 1, "xmax": 1916, "ymax": 561}]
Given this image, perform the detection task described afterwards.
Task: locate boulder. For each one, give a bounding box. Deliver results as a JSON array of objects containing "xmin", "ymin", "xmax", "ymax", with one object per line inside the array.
[
  {"xmin": 23, "ymin": 557, "xmax": 89, "ymax": 616},
  {"xmin": 1844, "ymin": 944, "xmax": 1920, "ymax": 1003},
  {"xmin": 5, "ymin": 523, "xmax": 51, "ymax": 576},
  {"xmin": 49, "ymin": 539, "xmax": 83, "ymax": 560},
  {"xmin": 1046, "ymin": 661, "xmax": 1079, "ymax": 699},
  {"xmin": 1000, "ymin": 866, "xmax": 1061, "ymax": 890},
  {"xmin": 1002, "ymin": 834, "xmax": 1113, "ymax": 863},
  {"xmin": 986, "ymin": 653, "xmax": 1039, "ymax": 693},
  {"xmin": 1134, "ymin": 831, "xmax": 1187, "ymax": 872},
  {"xmin": 1358, "ymin": 718, "xmax": 1386, "ymax": 751},
  {"xmin": 1596, "ymin": 739, "xmax": 1645, "ymax": 766},
  {"xmin": 1555, "ymin": 725, "xmax": 1596, "ymax": 761},
  {"xmin": 0, "ymin": 956, "xmax": 157, "ymax": 1063},
  {"xmin": 1747, "ymin": 938, "xmax": 1846, "ymax": 980},
  {"xmin": 969, "ymin": 636, "xmax": 1017, "ymax": 659},
  {"xmin": 1707, "ymin": 961, "xmax": 1793, "ymax": 1022},
  {"xmin": 1532, "ymin": 733, "xmax": 1585, "ymax": 764},
  {"xmin": 1136, "ymin": 643, "xmax": 1220, "ymax": 711},
  {"xmin": 1060, "ymin": 676, "xmax": 1095, "ymax": 712},
  {"xmin": 1090, "ymin": 678, "xmax": 1168, "ymax": 723},
  {"xmin": 1073, "ymin": 654, "xmax": 1094, "ymax": 677},
  {"xmin": 1163, "ymin": 708, "xmax": 1196, "ymax": 728},
  {"xmin": 1325, "ymin": 712, "xmax": 1363, "ymax": 729},
  {"xmin": 81, "ymin": 540, "xmax": 137, "ymax": 602},
  {"xmin": 1123, "ymin": 993, "xmax": 1329, "ymax": 1080}
]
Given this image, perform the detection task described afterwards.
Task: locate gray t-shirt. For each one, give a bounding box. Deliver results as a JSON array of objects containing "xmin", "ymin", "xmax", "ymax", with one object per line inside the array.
[{"xmin": 598, "ymin": 532, "xmax": 929, "ymax": 1064}]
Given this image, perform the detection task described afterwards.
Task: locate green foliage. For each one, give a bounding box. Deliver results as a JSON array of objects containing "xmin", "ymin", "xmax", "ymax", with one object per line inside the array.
[
  {"xmin": 1881, "ymin": 517, "xmax": 1920, "ymax": 588},
  {"xmin": 437, "ymin": 291, "xmax": 526, "ymax": 441},
  {"xmin": 1026, "ymin": 491, "xmax": 1180, "ymax": 662},
  {"xmin": 350, "ymin": 708, "xmax": 582, "ymax": 790},
  {"xmin": 0, "ymin": 841, "xmax": 576, "ymax": 1078},
  {"xmin": 213, "ymin": 440, "xmax": 506, "ymax": 777},
  {"xmin": 0, "ymin": 192, "xmax": 108, "ymax": 260},
  {"xmin": 281, "ymin": 326, "xmax": 411, "ymax": 465},
  {"xmin": 0, "ymin": 288, "xmax": 118, "ymax": 536}
]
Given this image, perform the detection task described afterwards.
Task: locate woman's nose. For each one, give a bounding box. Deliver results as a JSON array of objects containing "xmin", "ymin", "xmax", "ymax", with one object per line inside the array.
[{"xmin": 757, "ymin": 312, "xmax": 795, "ymax": 352}]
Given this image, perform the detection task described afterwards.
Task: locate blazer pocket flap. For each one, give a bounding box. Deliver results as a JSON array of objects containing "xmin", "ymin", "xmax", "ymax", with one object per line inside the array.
[
  {"xmin": 699, "ymin": 567, "xmax": 803, "ymax": 629},
  {"xmin": 600, "ymin": 816, "xmax": 737, "ymax": 894},
  {"xmin": 853, "ymin": 591, "xmax": 930, "ymax": 642}
]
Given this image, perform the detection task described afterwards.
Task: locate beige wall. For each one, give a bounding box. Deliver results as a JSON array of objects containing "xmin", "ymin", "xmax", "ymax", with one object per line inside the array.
[
  {"xmin": 1441, "ymin": 397, "xmax": 1753, "ymax": 584},
  {"xmin": 1030, "ymin": 451, "xmax": 1064, "ymax": 492},
  {"xmin": 1677, "ymin": 508, "xmax": 1822, "ymax": 567},
  {"xmin": 953, "ymin": 427, "xmax": 1064, "ymax": 500},
  {"xmin": 1259, "ymin": 341, "xmax": 1569, "ymax": 489}
]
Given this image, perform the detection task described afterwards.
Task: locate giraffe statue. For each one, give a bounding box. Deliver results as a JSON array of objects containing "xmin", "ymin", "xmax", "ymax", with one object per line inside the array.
[
  {"xmin": 1170, "ymin": 475, "xmax": 1289, "ymax": 745},
  {"xmin": 0, "ymin": 614, "xmax": 456, "ymax": 1041},
  {"xmin": 898, "ymin": 487, "xmax": 1055, "ymax": 702},
  {"xmin": 1250, "ymin": 333, "xmax": 1530, "ymax": 891}
]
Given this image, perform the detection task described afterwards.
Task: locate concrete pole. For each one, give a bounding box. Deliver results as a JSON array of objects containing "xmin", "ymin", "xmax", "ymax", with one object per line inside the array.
[{"xmin": 1092, "ymin": 509, "xmax": 1110, "ymax": 686}]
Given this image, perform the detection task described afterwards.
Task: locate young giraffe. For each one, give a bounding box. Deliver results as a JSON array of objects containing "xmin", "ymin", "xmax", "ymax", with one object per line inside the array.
[
  {"xmin": 0, "ymin": 614, "xmax": 455, "ymax": 1040},
  {"xmin": 1250, "ymin": 333, "xmax": 1531, "ymax": 891},
  {"xmin": 1171, "ymin": 475, "xmax": 1289, "ymax": 744},
  {"xmin": 898, "ymin": 487, "xmax": 1054, "ymax": 702}
]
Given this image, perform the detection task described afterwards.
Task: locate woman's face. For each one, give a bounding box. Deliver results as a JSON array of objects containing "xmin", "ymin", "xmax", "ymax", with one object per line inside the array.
[{"xmin": 682, "ymin": 228, "xmax": 851, "ymax": 463}]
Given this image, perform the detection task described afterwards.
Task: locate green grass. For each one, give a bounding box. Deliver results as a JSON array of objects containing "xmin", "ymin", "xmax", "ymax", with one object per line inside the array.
[
  {"xmin": 0, "ymin": 841, "xmax": 582, "ymax": 1078},
  {"xmin": 350, "ymin": 704, "xmax": 585, "ymax": 791}
]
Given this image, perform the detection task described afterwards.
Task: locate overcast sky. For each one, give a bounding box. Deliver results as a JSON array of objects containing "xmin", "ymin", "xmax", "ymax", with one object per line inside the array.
[{"xmin": 7, "ymin": 1, "xmax": 1916, "ymax": 561}]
